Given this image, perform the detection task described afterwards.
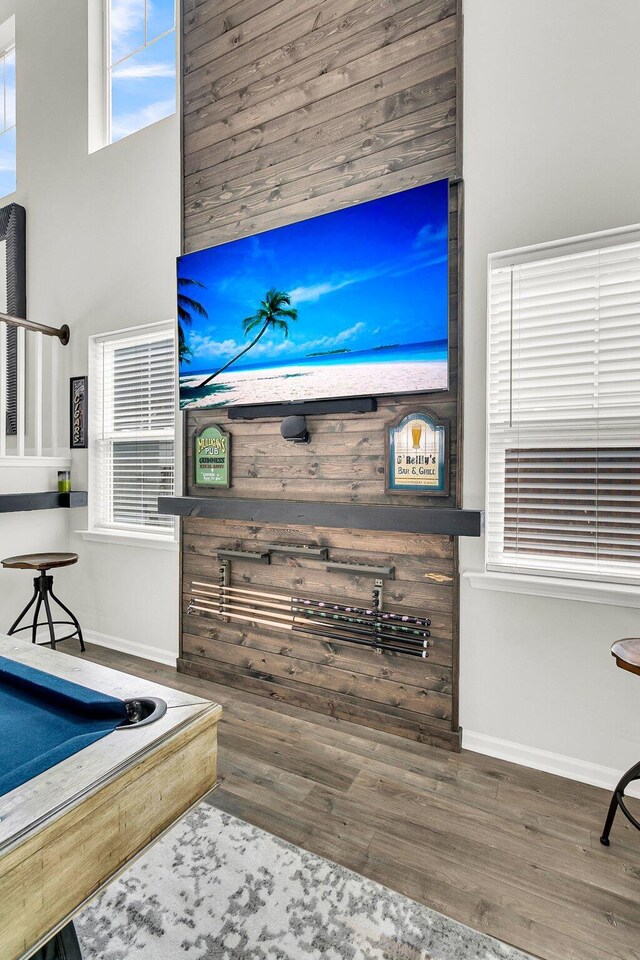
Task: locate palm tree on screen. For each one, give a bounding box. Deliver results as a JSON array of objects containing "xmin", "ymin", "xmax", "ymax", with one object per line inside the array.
[
  {"xmin": 178, "ymin": 277, "xmax": 208, "ymax": 365},
  {"xmin": 199, "ymin": 288, "xmax": 298, "ymax": 386}
]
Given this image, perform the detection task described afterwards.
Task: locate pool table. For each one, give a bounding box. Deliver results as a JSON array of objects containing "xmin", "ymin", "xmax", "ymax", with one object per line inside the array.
[{"xmin": 0, "ymin": 635, "xmax": 222, "ymax": 960}]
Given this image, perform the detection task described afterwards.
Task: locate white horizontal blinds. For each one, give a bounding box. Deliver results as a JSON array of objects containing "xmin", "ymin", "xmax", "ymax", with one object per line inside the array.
[
  {"xmin": 487, "ymin": 236, "xmax": 640, "ymax": 584},
  {"xmin": 91, "ymin": 322, "xmax": 175, "ymax": 535}
]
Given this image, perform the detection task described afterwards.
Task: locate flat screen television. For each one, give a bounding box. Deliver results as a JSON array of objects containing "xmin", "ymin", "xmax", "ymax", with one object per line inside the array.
[{"xmin": 178, "ymin": 178, "xmax": 449, "ymax": 411}]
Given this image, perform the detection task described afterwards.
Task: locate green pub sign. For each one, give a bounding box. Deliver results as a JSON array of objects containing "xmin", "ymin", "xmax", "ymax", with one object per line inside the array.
[{"xmin": 193, "ymin": 424, "xmax": 231, "ymax": 488}]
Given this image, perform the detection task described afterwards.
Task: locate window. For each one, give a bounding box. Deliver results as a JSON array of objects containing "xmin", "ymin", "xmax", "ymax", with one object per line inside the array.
[
  {"xmin": 0, "ymin": 22, "xmax": 15, "ymax": 198},
  {"xmin": 89, "ymin": 321, "xmax": 176, "ymax": 539},
  {"xmin": 107, "ymin": 0, "xmax": 176, "ymax": 144},
  {"xmin": 486, "ymin": 227, "xmax": 640, "ymax": 586}
]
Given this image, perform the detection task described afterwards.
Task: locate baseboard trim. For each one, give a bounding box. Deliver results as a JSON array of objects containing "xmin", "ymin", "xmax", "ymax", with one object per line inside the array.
[
  {"xmin": 84, "ymin": 628, "xmax": 177, "ymax": 668},
  {"xmin": 462, "ymin": 730, "xmax": 640, "ymax": 799}
]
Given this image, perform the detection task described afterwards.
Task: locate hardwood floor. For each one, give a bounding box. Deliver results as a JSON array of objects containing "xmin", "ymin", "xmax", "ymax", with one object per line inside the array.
[{"xmin": 73, "ymin": 643, "xmax": 640, "ymax": 960}]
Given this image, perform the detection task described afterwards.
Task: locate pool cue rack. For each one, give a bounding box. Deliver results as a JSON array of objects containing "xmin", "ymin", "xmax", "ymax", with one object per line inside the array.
[
  {"xmin": 325, "ymin": 560, "xmax": 395, "ymax": 579},
  {"xmin": 217, "ymin": 548, "xmax": 271, "ymax": 564},
  {"xmin": 213, "ymin": 545, "xmax": 396, "ymax": 613},
  {"xmin": 187, "ymin": 576, "xmax": 431, "ymax": 659},
  {"xmin": 266, "ymin": 542, "xmax": 329, "ymax": 560}
]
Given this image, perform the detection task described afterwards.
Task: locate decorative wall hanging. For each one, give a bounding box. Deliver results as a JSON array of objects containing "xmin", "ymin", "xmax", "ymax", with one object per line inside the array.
[
  {"xmin": 69, "ymin": 376, "xmax": 88, "ymax": 449},
  {"xmin": 385, "ymin": 409, "xmax": 449, "ymax": 496},
  {"xmin": 193, "ymin": 423, "xmax": 231, "ymax": 488}
]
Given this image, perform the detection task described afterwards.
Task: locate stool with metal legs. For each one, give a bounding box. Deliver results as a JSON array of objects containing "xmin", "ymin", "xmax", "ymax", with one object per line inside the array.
[
  {"xmin": 600, "ymin": 638, "xmax": 640, "ymax": 846},
  {"xmin": 2, "ymin": 552, "xmax": 85, "ymax": 652}
]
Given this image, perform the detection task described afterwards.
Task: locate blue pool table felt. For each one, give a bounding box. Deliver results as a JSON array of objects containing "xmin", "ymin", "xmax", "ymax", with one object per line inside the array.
[{"xmin": 0, "ymin": 655, "xmax": 128, "ymax": 798}]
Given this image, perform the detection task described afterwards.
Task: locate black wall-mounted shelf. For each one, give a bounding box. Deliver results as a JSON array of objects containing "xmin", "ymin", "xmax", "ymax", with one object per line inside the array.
[
  {"xmin": 159, "ymin": 496, "xmax": 483, "ymax": 538},
  {"xmin": 0, "ymin": 491, "xmax": 88, "ymax": 514}
]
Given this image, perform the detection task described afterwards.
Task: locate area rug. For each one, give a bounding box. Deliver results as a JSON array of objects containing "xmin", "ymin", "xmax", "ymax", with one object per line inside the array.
[{"xmin": 75, "ymin": 803, "xmax": 535, "ymax": 960}]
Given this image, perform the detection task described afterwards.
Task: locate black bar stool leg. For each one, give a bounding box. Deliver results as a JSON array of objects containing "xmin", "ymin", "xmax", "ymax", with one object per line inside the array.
[
  {"xmin": 31, "ymin": 594, "xmax": 43, "ymax": 645},
  {"xmin": 600, "ymin": 759, "xmax": 640, "ymax": 846},
  {"xmin": 8, "ymin": 583, "xmax": 38, "ymax": 635},
  {"xmin": 41, "ymin": 587, "xmax": 57, "ymax": 650},
  {"xmin": 50, "ymin": 587, "xmax": 86, "ymax": 653}
]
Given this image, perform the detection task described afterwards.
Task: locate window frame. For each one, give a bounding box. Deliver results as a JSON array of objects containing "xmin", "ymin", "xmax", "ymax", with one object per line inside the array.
[
  {"xmin": 103, "ymin": 0, "xmax": 177, "ymax": 146},
  {"xmin": 485, "ymin": 222, "xmax": 640, "ymax": 588},
  {"xmin": 0, "ymin": 16, "xmax": 16, "ymax": 200},
  {"xmin": 87, "ymin": 319, "xmax": 177, "ymax": 545}
]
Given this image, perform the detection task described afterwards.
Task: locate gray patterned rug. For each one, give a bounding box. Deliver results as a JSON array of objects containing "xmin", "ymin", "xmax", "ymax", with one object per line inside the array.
[{"xmin": 76, "ymin": 803, "xmax": 535, "ymax": 960}]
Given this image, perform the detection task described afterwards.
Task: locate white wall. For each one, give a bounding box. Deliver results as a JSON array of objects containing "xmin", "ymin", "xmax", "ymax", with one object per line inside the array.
[
  {"xmin": 461, "ymin": 0, "xmax": 640, "ymax": 779},
  {"xmin": 0, "ymin": 0, "xmax": 180, "ymax": 661}
]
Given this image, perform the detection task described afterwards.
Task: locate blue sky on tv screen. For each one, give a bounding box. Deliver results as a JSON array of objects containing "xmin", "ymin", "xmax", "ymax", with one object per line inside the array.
[{"xmin": 178, "ymin": 180, "xmax": 449, "ymax": 375}]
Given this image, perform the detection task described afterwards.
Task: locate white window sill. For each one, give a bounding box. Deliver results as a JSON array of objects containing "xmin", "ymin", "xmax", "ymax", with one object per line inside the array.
[
  {"xmin": 77, "ymin": 529, "xmax": 178, "ymax": 551},
  {"xmin": 463, "ymin": 570, "xmax": 640, "ymax": 609},
  {"xmin": 0, "ymin": 455, "xmax": 72, "ymax": 468}
]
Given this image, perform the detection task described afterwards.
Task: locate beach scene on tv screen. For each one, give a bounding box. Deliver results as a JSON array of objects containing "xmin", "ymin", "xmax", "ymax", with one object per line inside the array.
[{"xmin": 178, "ymin": 179, "xmax": 449, "ymax": 409}]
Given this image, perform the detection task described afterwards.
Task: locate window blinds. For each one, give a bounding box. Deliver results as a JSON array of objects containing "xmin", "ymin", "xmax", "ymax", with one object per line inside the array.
[
  {"xmin": 487, "ymin": 232, "xmax": 640, "ymax": 584},
  {"xmin": 90, "ymin": 322, "xmax": 175, "ymax": 535}
]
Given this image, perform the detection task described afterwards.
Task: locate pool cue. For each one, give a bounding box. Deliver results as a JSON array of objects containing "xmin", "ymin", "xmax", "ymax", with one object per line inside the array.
[
  {"xmin": 190, "ymin": 595, "xmax": 428, "ymax": 650},
  {"xmin": 293, "ymin": 607, "xmax": 430, "ymax": 639},
  {"xmin": 192, "ymin": 584, "xmax": 430, "ymax": 638},
  {"xmin": 187, "ymin": 604, "xmax": 429, "ymax": 659},
  {"xmin": 192, "ymin": 580, "xmax": 430, "ymax": 628},
  {"xmin": 187, "ymin": 601, "xmax": 427, "ymax": 658},
  {"xmin": 192, "ymin": 580, "xmax": 430, "ymax": 626},
  {"xmin": 187, "ymin": 597, "xmax": 428, "ymax": 657},
  {"xmin": 293, "ymin": 596, "xmax": 431, "ymax": 628}
]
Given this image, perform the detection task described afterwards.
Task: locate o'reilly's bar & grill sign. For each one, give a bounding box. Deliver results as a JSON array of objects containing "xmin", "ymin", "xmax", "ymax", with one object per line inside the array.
[{"xmin": 386, "ymin": 410, "xmax": 449, "ymax": 496}]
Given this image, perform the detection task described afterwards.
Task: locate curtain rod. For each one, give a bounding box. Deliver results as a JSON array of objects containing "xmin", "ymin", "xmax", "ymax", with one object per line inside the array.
[{"xmin": 0, "ymin": 312, "xmax": 70, "ymax": 344}]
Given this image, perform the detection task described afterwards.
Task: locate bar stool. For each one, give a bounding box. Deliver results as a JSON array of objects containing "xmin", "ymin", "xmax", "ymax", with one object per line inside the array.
[
  {"xmin": 600, "ymin": 638, "xmax": 640, "ymax": 846},
  {"xmin": 2, "ymin": 552, "xmax": 85, "ymax": 652}
]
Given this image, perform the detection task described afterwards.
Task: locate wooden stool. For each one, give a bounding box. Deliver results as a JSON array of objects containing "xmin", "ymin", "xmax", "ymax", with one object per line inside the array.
[
  {"xmin": 2, "ymin": 552, "xmax": 85, "ymax": 652},
  {"xmin": 600, "ymin": 638, "xmax": 640, "ymax": 845}
]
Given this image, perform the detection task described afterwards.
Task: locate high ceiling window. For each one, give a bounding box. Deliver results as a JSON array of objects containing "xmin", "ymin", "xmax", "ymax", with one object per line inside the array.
[
  {"xmin": 0, "ymin": 36, "xmax": 15, "ymax": 198},
  {"xmin": 107, "ymin": 0, "xmax": 176, "ymax": 144}
]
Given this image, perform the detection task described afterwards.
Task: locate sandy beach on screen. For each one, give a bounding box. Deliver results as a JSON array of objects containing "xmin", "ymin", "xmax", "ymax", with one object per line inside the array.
[{"xmin": 180, "ymin": 359, "xmax": 447, "ymax": 408}]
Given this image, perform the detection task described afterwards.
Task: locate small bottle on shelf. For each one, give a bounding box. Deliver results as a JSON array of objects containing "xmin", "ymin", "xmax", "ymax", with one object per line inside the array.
[{"xmin": 57, "ymin": 470, "xmax": 71, "ymax": 494}]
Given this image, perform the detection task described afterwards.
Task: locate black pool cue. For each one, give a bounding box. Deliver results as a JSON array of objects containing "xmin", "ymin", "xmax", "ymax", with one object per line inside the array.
[
  {"xmin": 292, "ymin": 605, "xmax": 430, "ymax": 639},
  {"xmin": 294, "ymin": 609, "xmax": 430, "ymax": 645},
  {"xmin": 291, "ymin": 596, "xmax": 430, "ymax": 628},
  {"xmin": 187, "ymin": 601, "xmax": 427, "ymax": 658},
  {"xmin": 192, "ymin": 580, "xmax": 430, "ymax": 629}
]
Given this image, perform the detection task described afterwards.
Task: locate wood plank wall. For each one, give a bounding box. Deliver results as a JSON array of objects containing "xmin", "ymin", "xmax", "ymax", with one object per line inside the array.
[{"xmin": 180, "ymin": 0, "xmax": 463, "ymax": 748}]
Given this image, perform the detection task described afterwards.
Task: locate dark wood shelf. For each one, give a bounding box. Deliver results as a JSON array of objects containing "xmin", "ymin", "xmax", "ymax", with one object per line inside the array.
[
  {"xmin": 158, "ymin": 496, "xmax": 483, "ymax": 538},
  {"xmin": 0, "ymin": 491, "xmax": 88, "ymax": 513}
]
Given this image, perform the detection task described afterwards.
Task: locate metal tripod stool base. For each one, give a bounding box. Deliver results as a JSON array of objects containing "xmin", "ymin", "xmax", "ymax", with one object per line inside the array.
[
  {"xmin": 600, "ymin": 638, "xmax": 640, "ymax": 846},
  {"xmin": 8, "ymin": 570, "xmax": 85, "ymax": 652},
  {"xmin": 600, "ymin": 760, "xmax": 640, "ymax": 846}
]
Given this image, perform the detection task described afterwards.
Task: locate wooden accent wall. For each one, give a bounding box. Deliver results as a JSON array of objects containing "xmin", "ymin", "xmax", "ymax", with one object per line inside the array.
[{"xmin": 180, "ymin": 0, "xmax": 463, "ymax": 748}]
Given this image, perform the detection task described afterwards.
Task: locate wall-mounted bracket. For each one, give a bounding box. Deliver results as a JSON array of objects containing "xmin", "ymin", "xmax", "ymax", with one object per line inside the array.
[
  {"xmin": 326, "ymin": 560, "xmax": 395, "ymax": 580},
  {"xmin": 217, "ymin": 549, "xmax": 271, "ymax": 564},
  {"xmin": 267, "ymin": 542, "xmax": 329, "ymax": 560},
  {"xmin": 218, "ymin": 559, "xmax": 230, "ymax": 621}
]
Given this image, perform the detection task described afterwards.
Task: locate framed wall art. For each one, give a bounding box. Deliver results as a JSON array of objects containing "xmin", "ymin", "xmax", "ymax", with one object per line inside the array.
[
  {"xmin": 70, "ymin": 375, "xmax": 88, "ymax": 449},
  {"xmin": 193, "ymin": 422, "xmax": 231, "ymax": 488},
  {"xmin": 385, "ymin": 409, "xmax": 449, "ymax": 496}
]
